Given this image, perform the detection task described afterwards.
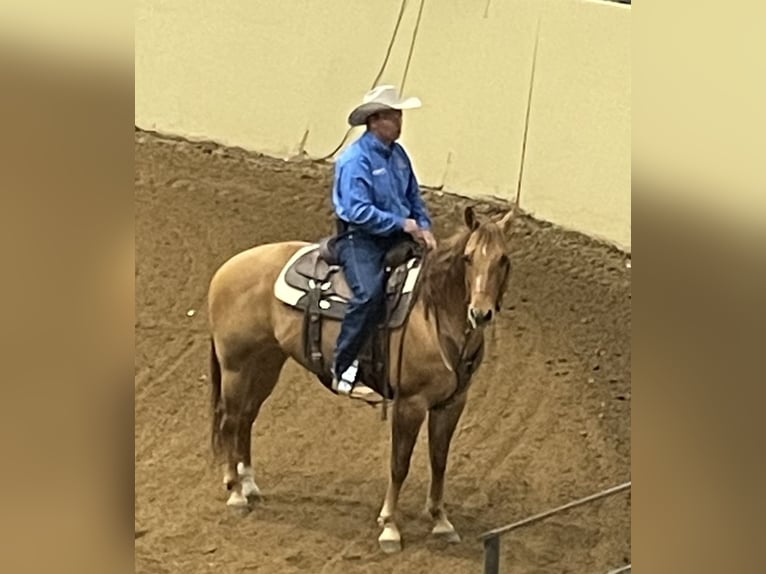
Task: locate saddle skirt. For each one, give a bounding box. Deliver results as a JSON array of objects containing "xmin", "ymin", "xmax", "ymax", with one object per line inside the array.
[{"xmin": 274, "ymin": 243, "xmax": 421, "ymax": 327}]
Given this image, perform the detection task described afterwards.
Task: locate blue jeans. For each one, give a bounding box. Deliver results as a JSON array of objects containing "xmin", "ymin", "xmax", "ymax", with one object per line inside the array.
[{"xmin": 333, "ymin": 230, "xmax": 404, "ymax": 377}]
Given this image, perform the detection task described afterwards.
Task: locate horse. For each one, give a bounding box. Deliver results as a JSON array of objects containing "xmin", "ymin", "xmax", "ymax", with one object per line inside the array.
[{"xmin": 207, "ymin": 205, "xmax": 514, "ymax": 553}]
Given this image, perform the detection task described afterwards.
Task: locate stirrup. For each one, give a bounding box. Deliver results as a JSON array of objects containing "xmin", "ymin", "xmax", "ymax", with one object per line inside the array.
[{"xmin": 349, "ymin": 383, "xmax": 385, "ymax": 405}]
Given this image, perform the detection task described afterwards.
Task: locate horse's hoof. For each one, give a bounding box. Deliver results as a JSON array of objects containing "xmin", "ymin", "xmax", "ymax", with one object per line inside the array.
[
  {"xmin": 432, "ymin": 521, "xmax": 461, "ymax": 544},
  {"xmin": 432, "ymin": 528, "xmax": 461, "ymax": 544},
  {"xmin": 378, "ymin": 525, "xmax": 402, "ymax": 554},
  {"xmin": 241, "ymin": 478, "xmax": 261, "ymax": 499},
  {"xmin": 379, "ymin": 537, "xmax": 402, "ymax": 554},
  {"xmin": 237, "ymin": 464, "xmax": 261, "ymax": 499},
  {"xmin": 226, "ymin": 490, "xmax": 249, "ymax": 509}
]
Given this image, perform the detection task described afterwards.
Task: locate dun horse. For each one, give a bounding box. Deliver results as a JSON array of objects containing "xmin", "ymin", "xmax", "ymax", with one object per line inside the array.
[{"xmin": 208, "ymin": 206, "xmax": 514, "ymax": 552}]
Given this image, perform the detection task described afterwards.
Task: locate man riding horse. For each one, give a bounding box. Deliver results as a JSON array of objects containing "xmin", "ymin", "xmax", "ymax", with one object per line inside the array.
[
  {"xmin": 207, "ymin": 84, "xmax": 514, "ymax": 551},
  {"xmin": 330, "ymin": 85, "xmax": 437, "ymax": 401}
]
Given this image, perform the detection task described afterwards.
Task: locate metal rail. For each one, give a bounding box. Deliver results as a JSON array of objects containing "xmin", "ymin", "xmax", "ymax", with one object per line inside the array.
[
  {"xmin": 606, "ymin": 565, "xmax": 631, "ymax": 574},
  {"xmin": 478, "ymin": 481, "xmax": 631, "ymax": 574}
]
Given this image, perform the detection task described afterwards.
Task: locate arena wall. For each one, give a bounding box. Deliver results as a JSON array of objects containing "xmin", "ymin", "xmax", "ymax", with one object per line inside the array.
[{"xmin": 136, "ymin": 0, "xmax": 630, "ymax": 249}]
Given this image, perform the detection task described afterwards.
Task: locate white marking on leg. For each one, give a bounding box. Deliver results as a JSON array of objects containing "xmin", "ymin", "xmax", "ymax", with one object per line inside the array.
[
  {"xmin": 237, "ymin": 463, "xmax": 261, "ymax": 497},
  {"xmin": 241, "ymin": 477, "xmax": 260, "ymax": 498},
  {"xmin": 379, "ymin": 501, "xmax": 394, "ymax": 524}
]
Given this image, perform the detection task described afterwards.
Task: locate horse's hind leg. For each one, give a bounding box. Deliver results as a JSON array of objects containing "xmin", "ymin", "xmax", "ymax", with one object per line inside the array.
[
  {"xmin": 426, "ymin": 393, "xmax": 467, "ymax": 543},
  {"xmin": 236, "ymin": 350, "xmax": 287, "ymax": 500},
  {"xmin": 218, "ymin": 365, "xmax": 249, "ymax": 507},
  {"xmin": 222, "ymin": 349, "xmax": 286, "ymax": 507},
  {"xmin": 236, "ymin": 419, "xmax": 260, "ymax": 499}
]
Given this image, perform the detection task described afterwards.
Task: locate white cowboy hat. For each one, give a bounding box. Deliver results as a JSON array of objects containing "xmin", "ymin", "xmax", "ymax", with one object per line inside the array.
[{"xmin": 347, "ymin": 85, "xmax": 422, "ymax": 126}]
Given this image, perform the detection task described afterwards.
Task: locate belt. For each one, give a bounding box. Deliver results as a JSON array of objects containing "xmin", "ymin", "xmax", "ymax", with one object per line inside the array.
[{"xmin": 336, "ymin": 218, "xmax": 349, "ymax": 234}]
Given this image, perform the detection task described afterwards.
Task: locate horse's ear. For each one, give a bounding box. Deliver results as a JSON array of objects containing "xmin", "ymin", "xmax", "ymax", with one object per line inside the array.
[
  {"xmin": 464, "ymin": 206, "xmax": 479, "ymax": 230},
  {"xmin": 498, "ymin": 209, "xmax": 514, "ymax": 234}
]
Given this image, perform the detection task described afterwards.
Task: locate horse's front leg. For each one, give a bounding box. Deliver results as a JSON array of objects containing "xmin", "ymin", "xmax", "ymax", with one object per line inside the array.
[
  {"xmin": 426, "ymin": 392, "xmax": 467, "ymax": 543},
  {"xmin": 378, "ymin": 395, "xmax": 427, "ymax": 553}
]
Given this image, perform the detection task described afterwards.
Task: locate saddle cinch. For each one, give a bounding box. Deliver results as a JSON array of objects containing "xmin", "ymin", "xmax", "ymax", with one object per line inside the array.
[{"xmin": 274, "ymin": 235, "xmax": 424, "ymax": 400}]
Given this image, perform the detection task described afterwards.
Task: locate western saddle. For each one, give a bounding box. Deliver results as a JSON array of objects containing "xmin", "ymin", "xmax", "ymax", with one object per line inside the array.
[{"xmin": 274, "ymin": 231, "xmax": 423, "ymax": 402}]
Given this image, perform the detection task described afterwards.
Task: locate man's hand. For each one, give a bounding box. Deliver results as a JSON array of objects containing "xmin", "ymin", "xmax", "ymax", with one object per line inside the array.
[
  {"xmin": 403, "ymin": 219, "xmax": 437, "ymax": 250},
  {"xmin": 420, "ymin": 229, "xmax": 437, "ymax": 251},
  {"xmin": 402, "ymin": 218, "xmax": 420, "ymax": 237}
]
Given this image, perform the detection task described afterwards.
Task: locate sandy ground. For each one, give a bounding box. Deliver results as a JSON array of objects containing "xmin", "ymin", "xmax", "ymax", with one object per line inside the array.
[{"xmin": 135, "ymin": 129, "xmax": 631, "ymax": 573}]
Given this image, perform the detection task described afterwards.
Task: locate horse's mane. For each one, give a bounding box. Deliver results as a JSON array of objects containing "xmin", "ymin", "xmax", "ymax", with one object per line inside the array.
[{"xmin": 419, "ymin": 230, "xmax": 468, "ymax": 318}]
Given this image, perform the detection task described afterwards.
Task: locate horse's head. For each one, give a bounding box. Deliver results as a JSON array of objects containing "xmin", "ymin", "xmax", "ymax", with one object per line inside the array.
[{"xmin": 462, "ymin": 206, "xmax": 513, "ymax": 329}]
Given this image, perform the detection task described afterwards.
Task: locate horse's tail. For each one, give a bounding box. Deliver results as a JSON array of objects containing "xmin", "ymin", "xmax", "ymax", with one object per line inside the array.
[{"xmin": 209, "ymin": 337, "xmax": 223, "ymax": 458}]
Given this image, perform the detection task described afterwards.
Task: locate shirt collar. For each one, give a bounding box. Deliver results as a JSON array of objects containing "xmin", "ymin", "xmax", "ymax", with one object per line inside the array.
[{"xmin": 362, "ymin": 130, "xmax": 394, "ymax": 158}]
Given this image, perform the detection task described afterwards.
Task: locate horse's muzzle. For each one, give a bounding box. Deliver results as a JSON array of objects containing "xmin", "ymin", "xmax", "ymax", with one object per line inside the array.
[{"xmin": 468, "ymin": 307, "xmax": 494, "ymax": 329}]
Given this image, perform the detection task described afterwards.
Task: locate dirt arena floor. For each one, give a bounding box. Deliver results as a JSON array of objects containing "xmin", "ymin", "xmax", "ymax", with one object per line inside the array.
[{"xmin": 135, "ymin": 129, "xmax": 631, "ymax": 573}]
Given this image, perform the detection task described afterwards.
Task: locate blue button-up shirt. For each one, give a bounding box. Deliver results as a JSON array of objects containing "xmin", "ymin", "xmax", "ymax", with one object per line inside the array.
[{"xmin": 332, "ymin": 131, "xmax": 432, "ymax": 236}]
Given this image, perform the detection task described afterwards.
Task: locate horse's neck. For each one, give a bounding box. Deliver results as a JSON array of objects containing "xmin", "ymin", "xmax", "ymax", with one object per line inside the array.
[
  {"xmin": 421, "ymin": 248, "xmax": 474, "ymax": 351},
  {"xmin": 421, "ymin": 267, "xmax": 483, "ymax": 375}
]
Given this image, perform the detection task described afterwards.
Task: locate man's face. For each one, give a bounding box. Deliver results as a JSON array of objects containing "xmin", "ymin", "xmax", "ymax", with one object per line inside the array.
[{"xmin": 369, "ymin": 109, "xmax": 403, "ymax": 143}]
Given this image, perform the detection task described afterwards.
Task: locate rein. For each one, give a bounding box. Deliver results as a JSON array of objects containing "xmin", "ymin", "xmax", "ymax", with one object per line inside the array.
[
  {"xmin": 390, "ymin": 247, "xmax": 486, "ymax": 413},
  {"xmin": 430, "ymin": 308, "xmax": 484, "ymax": 411}
]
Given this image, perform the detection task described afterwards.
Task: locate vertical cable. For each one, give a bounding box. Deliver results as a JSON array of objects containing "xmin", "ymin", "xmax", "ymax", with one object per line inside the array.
[
  {"xmin": 514, "ymin": 15, "xmax": 541, "ymax": 212},
  {"xmin": 311, "ymin": 0, "xmax": 410, "ymax": 160},
  {"xmin": 400, "ymin": 0, "xmax": 426, "ymax": 93}
]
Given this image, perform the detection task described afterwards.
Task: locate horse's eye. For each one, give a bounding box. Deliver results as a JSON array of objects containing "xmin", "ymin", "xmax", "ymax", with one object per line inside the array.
[
  {"xmin": 463, "ymin": 254, "xmax": 473, "ymax": 264},
  {"xmin": 500, "ymin": 254, "xmax": 510, "ymax": 267}
]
